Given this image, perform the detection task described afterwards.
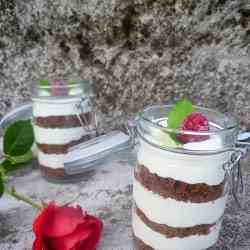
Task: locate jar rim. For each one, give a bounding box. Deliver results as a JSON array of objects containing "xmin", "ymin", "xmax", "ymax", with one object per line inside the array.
[
  {"xmin": 138, "ymin": 104, "xmax": 238, "ymax": 137},
  {"xmin": 32, "ymin": 79, "xmax": 91, "ymax": 98},
  {"xmin": 33, "ymin": 79, "xmax": 89, "ymax": 89}
]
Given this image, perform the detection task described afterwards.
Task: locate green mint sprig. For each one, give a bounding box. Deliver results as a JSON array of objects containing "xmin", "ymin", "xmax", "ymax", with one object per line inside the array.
[
  {"xmin": 167, "ymin": 99, "xmax": 195, "ymax": 130},
  {"xmin": 166, "ymin": 98, "xmax": 195, "ymax": 144},
  {"xmin": 39, "ymin": 79, "xmax": 50, "ymax": 87},
  {"xmin": 38, "ymin": 79, "xmax": 78, "ymax": 87},
  {"xmin": 0, "ymin": 120, "xmax": 34, "ymax": 198}
]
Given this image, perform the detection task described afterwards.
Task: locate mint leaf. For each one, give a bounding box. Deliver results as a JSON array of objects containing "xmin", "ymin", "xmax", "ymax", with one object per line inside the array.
[
  {"xmin": 68, "ymin": 80, "xmax": 77, "ymax": 85},
  {"xmin": 167, "ymin": 99, "xmax": 195, "ymax": 129},
  {"xmin": 0, "ymin": 172, "xmax": 4, "ymax": 197},
  {"xmin": 39, "ymin": 79, "xmax": 49, "ymax": 86},
  {"xmin": 4, "ymin": 120, "xmax": 34, "ymax": 156}
]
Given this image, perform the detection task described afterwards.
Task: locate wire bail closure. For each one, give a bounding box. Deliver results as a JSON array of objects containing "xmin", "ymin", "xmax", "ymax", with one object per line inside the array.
[
  {"xmin": 75, "ymin": 97, "xmax": 99, "ymax": 135},
  {"xmin": 223, "ymin": 149, "xmax": 244, "ymax": 208}
]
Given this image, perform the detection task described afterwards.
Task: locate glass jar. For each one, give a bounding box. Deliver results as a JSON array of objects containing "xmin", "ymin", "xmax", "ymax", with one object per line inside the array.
[
  {"xmin": 133, "ymin": 105, "xmax": 240, "ymax": 250},
  {"xmin": 32, "ymin": 79, "xmax": 96, "ymax": 183}
]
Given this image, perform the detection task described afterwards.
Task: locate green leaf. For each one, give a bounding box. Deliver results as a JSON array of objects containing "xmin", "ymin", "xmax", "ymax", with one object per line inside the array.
[
  {"xmin": 11, "ymin": 150, "xmax": 33, "ymax": 164},
  {"xmin": 39, "ymin": 79, "xmax": 49, "ymax": 86},
  {"xmin": 0, "ymin": 151, "xmax": 33, "ymax": 174},
  {"xmin": 167, "ymin": 99, "xmax": 195, "ymax": 129},
  {"xmin": 3, "ymin": 120, "xmax": 34, "ymax": 156},
  {"xmin": 0, "ymin": 172, "xmax": 4, "ymax": 198},
  {"xmin": 0, "ymin": 160, "xmax": 12, "ymax": 175}
]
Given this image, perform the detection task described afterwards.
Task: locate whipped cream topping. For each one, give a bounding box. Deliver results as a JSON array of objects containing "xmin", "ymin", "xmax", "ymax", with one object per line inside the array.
[
  {"xmin": 33, "ymin": 98, "xmax": 90, "ymax": 117},
  {"xmin": 138, "ymin": 139, "xmax": 228, "ymax": 185},
  {"xmin": 183, "ymin": 135, "xmax": 224, "ymax": 151}
]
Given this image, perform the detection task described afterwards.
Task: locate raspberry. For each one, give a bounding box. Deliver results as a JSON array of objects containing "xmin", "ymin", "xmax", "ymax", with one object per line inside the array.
[
  {"xmin": 51, "ymin": 80, "xmax": 68, "ymax": 96},
  {"xmin": 176, "ymin": 112, "xmax": 209, "ymax": 143}
]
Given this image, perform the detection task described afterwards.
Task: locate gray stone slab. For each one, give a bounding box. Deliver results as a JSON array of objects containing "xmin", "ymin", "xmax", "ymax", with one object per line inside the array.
[{"xmin": 0, "ymin": 155, "xmax": 250, "ymax": 249}]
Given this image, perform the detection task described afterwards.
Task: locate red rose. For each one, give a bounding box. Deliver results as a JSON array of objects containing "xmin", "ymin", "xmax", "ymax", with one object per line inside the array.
[{"xmin": 32, "ymin": 202, "xmax": 103, "ymax": 250}]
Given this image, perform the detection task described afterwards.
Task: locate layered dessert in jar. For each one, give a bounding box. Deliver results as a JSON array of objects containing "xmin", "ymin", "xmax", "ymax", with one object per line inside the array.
[
  {"xmin": 133, "ymin": 99, "xmax": 238, "ymax": 250},
  {"xmin": 32, "ymin": 80, "xmax": 94, "ymax": 181}
]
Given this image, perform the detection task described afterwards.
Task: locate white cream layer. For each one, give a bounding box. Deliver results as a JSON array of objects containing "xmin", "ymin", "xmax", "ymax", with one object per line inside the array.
[
  {"xmin": 33, "ymin": 98, "xmax": 91, "ymax": 117},
  {"xmin": 133, "ymin": 212, "xmax": 220, "ymax": 250},
  {"xmin": 38, "ymin": 150, "xmax": 65, "ymax": 169},
  {"xmin": 134, "ymin": 179, "xmax": 227, "ymax": 228},
  {"xmin": 138, "ymin": 139, "xmax": 229, "ymax": 185},
  {"xmin": 34, "ymin": 126, "xmax": 87, "ymax": 145}
]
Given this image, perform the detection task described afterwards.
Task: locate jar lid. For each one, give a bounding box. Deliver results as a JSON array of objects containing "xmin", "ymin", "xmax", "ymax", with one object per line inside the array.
[
  {"xmin": 32, "ymin": 79, "xmax": 91, "ymax": 99},
  {"xmin": 0, "ymin": 103, "xmax": 133, "ymax": 173}
]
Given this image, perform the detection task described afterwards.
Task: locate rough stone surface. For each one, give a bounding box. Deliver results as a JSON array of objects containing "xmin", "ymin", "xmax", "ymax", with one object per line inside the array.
[
  {"xmin": 0, "ymin": 153, "xmax": 250, "ymax": 250},
  {"xmin": 0, "ymin": 160, "xmax": 133, "ymax": 250},
  {"xmin": 0, "ymin": 0, "xmax": 250, "ymax": 129}
]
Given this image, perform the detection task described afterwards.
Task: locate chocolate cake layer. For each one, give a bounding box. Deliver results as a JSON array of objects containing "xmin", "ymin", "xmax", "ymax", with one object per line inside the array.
[
  {"xmin": 135, "ymin": 165, "xmax": 225, "ymax": 203},
  {"xmin": 37, "ymin": 134, "xmax": 92, "ymax": 154},
  {"xmin": 133, "ymin": 235, "xmax": 215, "ymax": 250},
  {"xmin": 40, "ymin": 165, "xmax": 66, "ymax": 178},
  {"xmin": 34, "ymin": 112, "xmax": 92, "ymax": 128},
  {"xmin": 136, "ymin": 206, "xmax": 215, "ymax": 238},
  {"xmin": 134, "ymin": 236, "xmax": 154, "ymax": 250}
]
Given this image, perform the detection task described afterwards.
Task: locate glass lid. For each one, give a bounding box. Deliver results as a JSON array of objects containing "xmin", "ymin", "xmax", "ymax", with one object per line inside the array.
[
  {"xmin": 31, "ymin": 79, "xmax": 91, "ymax": 99},
  {"xmin": 136, "ymin": 104, "xmax": 239, "ymax": 154}
]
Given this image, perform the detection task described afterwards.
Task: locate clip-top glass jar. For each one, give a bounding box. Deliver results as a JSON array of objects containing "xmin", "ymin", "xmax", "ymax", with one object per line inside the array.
[
  {"xmin": 133, "ymin": 105, "xmax": 241, "ymax": 250},
  {"xmin": 32, "ymin": 79, "xmax": 96, "ymax": 183}
]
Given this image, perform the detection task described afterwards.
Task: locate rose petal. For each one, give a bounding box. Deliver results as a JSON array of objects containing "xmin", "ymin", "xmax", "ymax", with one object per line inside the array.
[
  {"xmin": 33, "ymin": 202, "xmax": 56, "ymax": 236},
  {"xmin": 43, "ymin": 205, "xmax": 86, "ymax": 237},
  {"xmin": 47, "ymin": 215, "xmax": 102, "ymax": 250},
  {"xmin": 32, "ymin": 203, "xmax": 56, "ymax": 250},
  {"xmin": 48, "ymin": 225, "xmax": 92, "ymax": 250},
  {"xmin": 32, "ymin": 238, "xmax": 42, "ymax": 250},
  {"xmin": 32, "ymin": 237, "xmax": 49, "ymax": 250},
  {"xmin": 78, "ymin": 215, "xmax": 103, "ymax": 250}
]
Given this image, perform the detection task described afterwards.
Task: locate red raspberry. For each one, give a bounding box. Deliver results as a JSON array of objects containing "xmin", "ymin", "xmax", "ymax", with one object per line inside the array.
[
  {"xmin": 51, "ymin": 80, "xmax": 68, "ymax": 96},
  {"xmin": 176, "ymin": 112, "xmax": 209, "ymax": 143}
]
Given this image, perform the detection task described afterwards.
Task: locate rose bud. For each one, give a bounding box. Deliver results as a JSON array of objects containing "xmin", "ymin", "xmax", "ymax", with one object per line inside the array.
[{"xmin": 32, "ymin": 202, "xmax": 103, "ymax": 250}]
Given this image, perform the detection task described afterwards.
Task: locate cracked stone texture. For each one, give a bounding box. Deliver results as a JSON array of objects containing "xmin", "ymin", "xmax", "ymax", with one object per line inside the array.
[
  {"xmin": 0, "ymin": 154, "xmax": 250, "ymax": 250},
  {"xmin": 0, "ymin": 0, "xmax": 250, "ymax": 130}
]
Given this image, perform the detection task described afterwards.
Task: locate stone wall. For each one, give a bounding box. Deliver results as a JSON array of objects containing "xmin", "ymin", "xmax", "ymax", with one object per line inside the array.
[{"xmin": 0, "ymin": 0, "xmax": 250, "ymax": 129}]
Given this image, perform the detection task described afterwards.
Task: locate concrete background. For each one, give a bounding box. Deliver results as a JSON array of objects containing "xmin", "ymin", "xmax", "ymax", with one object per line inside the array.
[{"xmin": 0, "ymin": 0, "xmax": 250, "ymax": 129}]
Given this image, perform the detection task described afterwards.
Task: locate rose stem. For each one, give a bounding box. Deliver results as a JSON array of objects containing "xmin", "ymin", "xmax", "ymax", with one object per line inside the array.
[{"xmin": 5, "ymin": 186, "xmax": 42, "ymax": 210}]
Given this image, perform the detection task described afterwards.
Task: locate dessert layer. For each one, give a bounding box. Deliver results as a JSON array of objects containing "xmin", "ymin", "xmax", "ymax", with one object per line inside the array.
[
  {"xmin": 40, "ymin": 165, "xmax": 66, "ymax": 178},
  {"xmin": 134, "ymin": 236, "xmax": 154, "ymax": 250},
  {"xmin": 34, "ymin": 112, "xmax": 92, "ymax": 128},
  {"xmin": 33, "ymin": 125, "xmax": 88, "ymax": 145},
  {"xmin": 136, "ymin": 206, "xmax": 215, "ymax": 238},
  {"xmin": 133, "ymin": 212, "xmax": 220, "ymax": 250},
  {"xmin": 33, "ymin": 98, "xmax": 91, "ymax": 117},
  {"xmin": 38, "ymin": 151, "xmax": 65, "ymax": 169},
  {"xmin": 138, "ymin": 140, "xmax": 228, "ymax": 185},
  {"xmin": 133, "ymin": 179, "xmax": 227, "ymax": 227},
  {"xmin": 135, "ymin": 165, "xmax": 225, "ymax": 203},
  {"xmin": 37, "ymin": 134, "xmax": 91, "ymax": 154}
]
